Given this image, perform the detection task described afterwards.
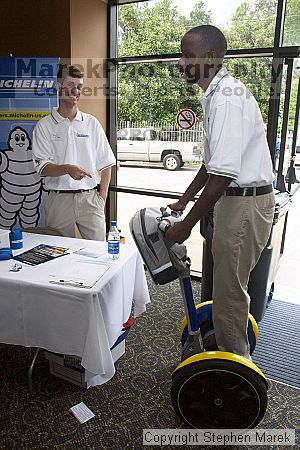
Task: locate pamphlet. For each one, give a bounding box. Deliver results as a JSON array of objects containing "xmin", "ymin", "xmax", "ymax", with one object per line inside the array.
[
  {"xmin": 14, "ymin": 244, "xmax": 69, "ymax": 266},
  {"xmin": 69, "ymin": 402, "xmax": 95, "ymax": 423}
]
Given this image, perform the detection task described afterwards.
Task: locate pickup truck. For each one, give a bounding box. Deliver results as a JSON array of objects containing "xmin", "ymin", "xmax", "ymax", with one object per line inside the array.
[{"xmin": 117, "ymin": 127, "xmax": 201, "ymax": 170}]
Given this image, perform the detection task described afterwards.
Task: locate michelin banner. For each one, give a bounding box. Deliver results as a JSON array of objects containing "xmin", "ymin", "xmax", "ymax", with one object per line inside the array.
[{"xmin": 0, "ymin": 57, "xmax": 58, "ymax": 229}]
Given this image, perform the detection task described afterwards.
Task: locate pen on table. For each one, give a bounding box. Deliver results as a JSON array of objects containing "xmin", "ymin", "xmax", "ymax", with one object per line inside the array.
[{"xmin": 55, "ymin": 279, "xmax": 84, "ymax": 286}]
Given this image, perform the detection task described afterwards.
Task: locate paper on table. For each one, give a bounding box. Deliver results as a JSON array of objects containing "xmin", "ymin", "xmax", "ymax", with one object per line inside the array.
[
  {"xmin": 48, "ymin": 256, "xmax": 110, "ymax": 288},
  {"xmin": 73, "ymin": 247, "xmax": 106, "ymax": 259}
]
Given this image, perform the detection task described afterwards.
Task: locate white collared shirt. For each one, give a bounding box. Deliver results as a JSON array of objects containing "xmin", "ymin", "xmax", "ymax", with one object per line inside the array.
[
  {"xmin": 201, "ymin": 68, "xmax": 274, "ymax": 187},
  {"xmin": 32, "ymin": 108, "xmax": 116, "ymax": 190}
]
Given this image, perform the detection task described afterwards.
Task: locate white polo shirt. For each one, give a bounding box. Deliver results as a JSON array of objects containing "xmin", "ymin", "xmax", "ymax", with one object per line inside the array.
[
  {"xmin": 32, "ymin": 108, "xmax": 116, "ymax": 190},
  {"xmin": 201, "ymin": 68, "xmax": 274, "ymax": 187}
]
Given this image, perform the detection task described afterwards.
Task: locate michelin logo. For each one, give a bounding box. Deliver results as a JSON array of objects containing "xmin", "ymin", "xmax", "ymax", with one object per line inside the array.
[
  {"xmin": 0, "ymin": 79, "xmax": 54, "ymax": 89},
  {"xmin": 0, "ymin": 127, "xmax": 43, "ymax": 228}
]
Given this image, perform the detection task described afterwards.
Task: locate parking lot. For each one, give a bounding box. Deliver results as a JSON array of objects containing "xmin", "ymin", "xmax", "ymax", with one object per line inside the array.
[{"xmin": 117, "ymin": 161, "xmax": 200, "ymax": 192}]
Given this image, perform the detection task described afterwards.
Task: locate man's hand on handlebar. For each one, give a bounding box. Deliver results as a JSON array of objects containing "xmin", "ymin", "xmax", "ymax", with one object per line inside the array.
[
  {"xmin": 168, "ymin": 200, "xmax": 186, "ymax": 213},
  {"xmin": 165, "ymin": 221, "xmax": 191, "ymax": 244}
]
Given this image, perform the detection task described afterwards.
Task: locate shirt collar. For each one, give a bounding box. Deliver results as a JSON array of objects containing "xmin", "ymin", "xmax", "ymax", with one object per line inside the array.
[
  {"xmin": 202, "ymin": 67, "xmax": 228, "ymax": 99},
  {"xmin": 51, "ymin": 108, "xmax": 83, "ymax": 123}
]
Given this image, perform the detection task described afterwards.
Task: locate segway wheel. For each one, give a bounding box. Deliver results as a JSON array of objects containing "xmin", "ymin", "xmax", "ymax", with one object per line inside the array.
[{"xmin": 171, "ymin": 356, "xmax": 268, "ymax": 429}]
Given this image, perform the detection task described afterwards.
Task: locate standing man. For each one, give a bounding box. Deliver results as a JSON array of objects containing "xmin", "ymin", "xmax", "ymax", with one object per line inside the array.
[
  {"xmin": 166, "ymin": 25, "xmax": 275, "ymax": 359},
  {"xmin": 32, "ymin": 65, "xmax": 115, "ymax": 240}
]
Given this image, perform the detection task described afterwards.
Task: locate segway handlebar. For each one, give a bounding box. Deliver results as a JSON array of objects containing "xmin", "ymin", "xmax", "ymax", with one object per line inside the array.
[{"xmin": 158, "ymin": 206, "xmax": 182, "ymax": 233}]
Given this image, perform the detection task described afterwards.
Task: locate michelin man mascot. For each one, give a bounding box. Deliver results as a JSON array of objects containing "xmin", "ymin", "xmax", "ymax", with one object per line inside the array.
[{"xmin": 0, "ymin": 127, "xmax": 43, "ymax": 229}]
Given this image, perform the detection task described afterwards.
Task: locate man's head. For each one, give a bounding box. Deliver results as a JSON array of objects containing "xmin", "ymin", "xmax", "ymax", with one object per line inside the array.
[
  {"xmin": 56, "ymin": 64, "xmax": 84, "ymax": 106},
  {"xmin": 179, "ymin": 25, "xmax": 227, "ymax": 88}
]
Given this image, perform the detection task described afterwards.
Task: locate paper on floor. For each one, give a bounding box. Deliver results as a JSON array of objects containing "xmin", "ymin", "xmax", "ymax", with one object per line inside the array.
[{"xmin": 69, "ymin": 402, "xmax": 95, "ymax": 423}]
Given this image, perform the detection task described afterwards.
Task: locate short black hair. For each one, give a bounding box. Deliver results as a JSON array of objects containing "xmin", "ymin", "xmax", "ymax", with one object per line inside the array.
[
  {"xmin": 186, "ymin": 25, "xmax": 227, "ymax": 59},
  {"xmin": 57, "ymin": 64, "xmax": 84, "ymax": 83}
]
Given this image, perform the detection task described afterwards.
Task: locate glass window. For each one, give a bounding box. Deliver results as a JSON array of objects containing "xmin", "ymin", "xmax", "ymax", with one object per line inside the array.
[
  {"xmin": 118, "ymin": 0, "xmax": 278, "ymax": 58},
  {"xmin": 275, "ymin": 63, "xmax": 300, "ymax": 184},
  {"xmin": 117, "ymin": 128, "xmax": 130, "ymax": 140},
  {"xmin": 117, "ymin": 61, "xmax": 202, "ymax": 124},
  {"xmin": 223, "ymin": 0, "xmax": 278, "ymax": 50},
  {"xmin": 117, "ymin": 60, "xmax": 203, "ymax": 189},
  {"xmin": 224, "ymin": 57, "xmax": 273, "ymax": 123},
  {"xmin": 283, "ymin": 0, "xmax": 300, "ymax": 46},
  {"xmin": 117, "ymin": 57, "xmax": 272, "ymax": 191}
]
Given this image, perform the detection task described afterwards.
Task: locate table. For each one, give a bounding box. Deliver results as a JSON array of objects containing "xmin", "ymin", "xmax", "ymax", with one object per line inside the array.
[{"xmin": 0, "ymin": 233, "xmax": 150, "ymax": 387}]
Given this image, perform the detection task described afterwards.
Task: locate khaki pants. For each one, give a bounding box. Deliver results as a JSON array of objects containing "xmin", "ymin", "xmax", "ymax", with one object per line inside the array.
[
  {"xmin": 45, "ymin": 190, "xmax": 106, "ymax": 241},
  {"xmin": 212, "ymin": 192, "xmax": 275, "ymax": 358}
]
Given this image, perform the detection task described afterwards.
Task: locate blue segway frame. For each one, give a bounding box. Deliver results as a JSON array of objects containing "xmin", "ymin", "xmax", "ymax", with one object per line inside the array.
[{"xmin": 180, "ymin": 301, "xmax": 257, "ymax": 354}]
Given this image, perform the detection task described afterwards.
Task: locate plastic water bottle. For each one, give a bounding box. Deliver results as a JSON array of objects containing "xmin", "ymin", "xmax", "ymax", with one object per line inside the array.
[{"xmin": 107, "ymin": 220, "xmax": 120, "ymax": 260}]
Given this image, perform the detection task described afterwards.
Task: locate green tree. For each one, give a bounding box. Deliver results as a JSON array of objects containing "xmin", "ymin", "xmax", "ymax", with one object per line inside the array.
[
  {"xmin": 284, "ymin": 0, "xmax": 300, "ymax": 46},
  {"xmin": 225, "ymin": 0, "xmax": 299, "ymax": 127},
  {"xmin": 224, "ymin": 0, "xmax": 278, "ymax": 122},
  {"xmin": 118, "ymin": 0, "xmax": 204, "ymax": 124},
  {"xmin": 183, "ymin": 1, "xmax": 212, "ymax": 29},
  {"xmin": 118, "ymin": 0, "xmax": 185, "ymax": 57}
]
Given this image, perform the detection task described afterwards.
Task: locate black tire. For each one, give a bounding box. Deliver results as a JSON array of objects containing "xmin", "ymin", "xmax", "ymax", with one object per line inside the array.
[
  {"xmin": 180, "ymin": 161, "xmax": 185, "ymax": 167},
  {"xmin": 163, "ymin": 154, "xmax": 181, "ymax": 170},
  {"xmin": 171, "ymin": 358, "xmax": 268, "ymax": 429}
]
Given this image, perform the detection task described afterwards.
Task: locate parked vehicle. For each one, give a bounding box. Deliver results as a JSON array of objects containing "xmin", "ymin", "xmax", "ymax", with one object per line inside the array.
[{"xmin": 117, "ymin": 128, "xmax": 201, "ymax": 170}]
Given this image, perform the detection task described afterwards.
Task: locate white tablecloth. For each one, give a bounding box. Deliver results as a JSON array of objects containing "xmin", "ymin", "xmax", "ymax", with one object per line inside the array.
[{"xmin": 0, "ymin": 233, "xmax": 150, "ymax": 386}]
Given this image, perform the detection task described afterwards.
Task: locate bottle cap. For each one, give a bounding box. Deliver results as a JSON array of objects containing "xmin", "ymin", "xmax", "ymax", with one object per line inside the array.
[
  {"xmin": 111, "ymin": 220, "xmax": 117, "ymax": 226},
  {"xmin": 10, "ymin": 228, "xmax": 23, "ymax": 240}
]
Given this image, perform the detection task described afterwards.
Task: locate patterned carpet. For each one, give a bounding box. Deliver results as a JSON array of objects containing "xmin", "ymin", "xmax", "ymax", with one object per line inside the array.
[{"xmin": 0, "ymin": 275, "xmax": 299, "ymax": 450}]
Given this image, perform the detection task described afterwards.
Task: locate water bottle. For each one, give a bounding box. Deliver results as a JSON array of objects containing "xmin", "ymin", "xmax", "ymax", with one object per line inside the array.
[{"xmin": 107, "ymin": 220, "xmax": 120, "ymax": 260}]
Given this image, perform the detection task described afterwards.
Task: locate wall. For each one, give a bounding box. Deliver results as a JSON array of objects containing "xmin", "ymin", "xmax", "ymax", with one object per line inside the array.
[
  {"xmin": 0, "ymin": 0, "xmax": 71, "ymax": 58},
  {"xmin": 70, "ymin": 0, "xmax": 108, "ymax": 127},
  {"xmin": 0, "ymin": 0, "xmax": 108, "ymax": 126}
]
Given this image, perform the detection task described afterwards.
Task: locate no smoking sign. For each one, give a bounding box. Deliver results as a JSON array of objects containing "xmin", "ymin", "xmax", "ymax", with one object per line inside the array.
[{"xmin": 176, "ymin": 109, "xmax": 196, "ymax": 130}]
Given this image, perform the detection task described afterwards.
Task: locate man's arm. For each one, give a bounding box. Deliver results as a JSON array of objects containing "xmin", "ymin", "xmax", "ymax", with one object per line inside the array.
[
  {"xmin": 181, "ymin": 164, "xmax": 209, "ymax": 205},
  {"xmin": 41, "ymin": 163, "xmax": 92, "ymax": 180},
  {"xmin": 98, "ymin": 166, "xmax": 111, "ymax": 200},
  {"xmin": 166, "ymin": 174, "xmax": 232, "ymax": 244},
  {"xmin": 169, "ymin": 164, "xmax": 209, "ymax": 211}
]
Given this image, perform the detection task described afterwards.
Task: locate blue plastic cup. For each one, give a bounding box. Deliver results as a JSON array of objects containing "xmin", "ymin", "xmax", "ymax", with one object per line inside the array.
[{"xmin": 0, "ymin": 248, "xmax": 12, "ymax": 260}]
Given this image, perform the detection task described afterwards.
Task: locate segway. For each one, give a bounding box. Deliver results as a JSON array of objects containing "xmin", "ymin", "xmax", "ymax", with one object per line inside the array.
[{"xmin": 130, "ymin": 206, "xmax": 268, "ymax": 429}]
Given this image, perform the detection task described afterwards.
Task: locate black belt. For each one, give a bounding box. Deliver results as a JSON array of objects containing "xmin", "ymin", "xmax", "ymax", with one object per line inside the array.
[
  {"xmin": 225, "ymin": 184, "xmax": 273, "ymax": 196},
  {"xmin": 51, "ymin": 187, "xmax": 97, "ymax": 194}
]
